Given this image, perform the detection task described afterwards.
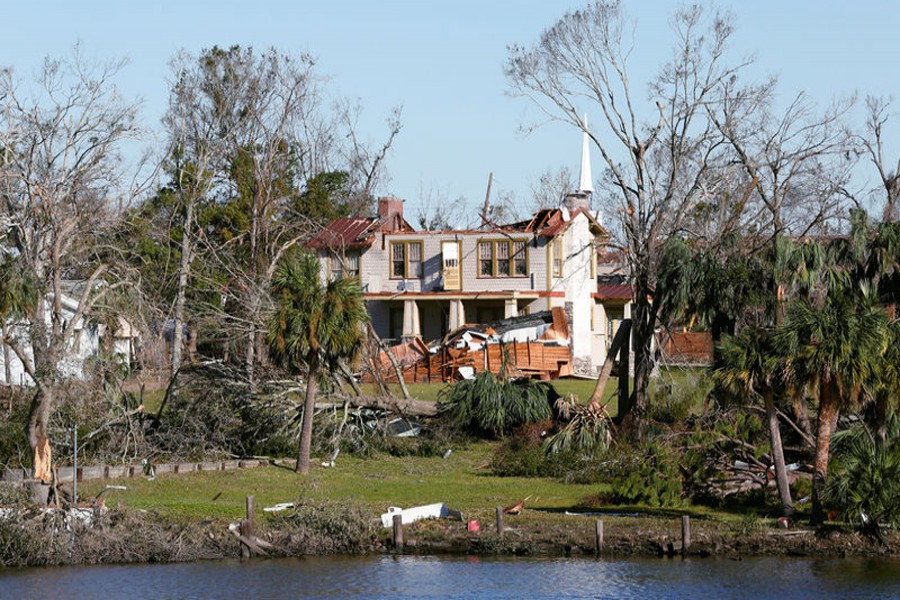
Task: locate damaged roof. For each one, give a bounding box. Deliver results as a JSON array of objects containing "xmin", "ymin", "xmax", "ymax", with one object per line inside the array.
[
  {"xmin": 595, "ymin": 283, "xmax": 633, "ymax": 301},
  {"xmin": 309, "ymin": 208, "xmax": 417, "ymax": 251},
  {"xmin": 487, "ymin": 310, "xmax": 556, "ymax": 335},
  {"xmin": 440, "ymin": 308, "xmax": 571, "ymax": 348},
  {"xmin": 505, "ymin": 207, "xmax": 608, "ymax": 238},
  {"xmin": 307, "ymin": 217, "xmax": 379, "ymax": 250}
]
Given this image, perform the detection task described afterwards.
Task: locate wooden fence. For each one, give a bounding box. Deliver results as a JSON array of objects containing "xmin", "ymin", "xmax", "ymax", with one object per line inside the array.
[{"xmin": 1, "ymin": 459, "xmax": 269, "ymax": 484}]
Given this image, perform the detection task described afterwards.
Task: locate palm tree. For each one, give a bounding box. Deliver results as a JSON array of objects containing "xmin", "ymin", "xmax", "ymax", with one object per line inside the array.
[
  {"xmin": 865, "ymin": 218, "xmax": 900, "ymax": 444},
  {"xmin": 716, "ymin": 327, "xmax": 793, "ymax": 515},
  {"xmin": 267, "ymin": 252, "xmax": 368, "ymax": 474},
  {"xmin": 657, "ymin": 236, "xmax": 764, "ymax": 356},
  {"xmin": 825, "ymin": 414, "xmax": 900, "ymax": 538},
  {"xmin": 779, "ymin": 285, "xmax": 891, "ymax": 524},
  {"xmin": 867, "ymin": 320, "xmax": 900, "ymax": 446}
]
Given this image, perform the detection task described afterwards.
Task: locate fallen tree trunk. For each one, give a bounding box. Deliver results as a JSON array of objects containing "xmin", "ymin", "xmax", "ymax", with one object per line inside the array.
[
  {"xmin": 367, "ymin": 323, "xmax": 411, "ymax": 400},
  {"xmin": 588, "ymin": 319, "xmax": 632, "ymax": 410},
  {"xmin": 317, "ymin": 394, "xmax": 437, "ymax": 417}
]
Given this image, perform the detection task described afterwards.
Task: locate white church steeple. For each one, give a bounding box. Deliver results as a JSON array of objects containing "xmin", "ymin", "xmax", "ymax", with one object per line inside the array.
[{"xmin": 564, "ymin": 114, "xmax": 594, "ymax": 214}]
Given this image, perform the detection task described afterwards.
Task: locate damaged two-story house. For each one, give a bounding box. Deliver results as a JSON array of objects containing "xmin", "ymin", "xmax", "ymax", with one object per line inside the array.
[
  {"xmin": 311, "ymin": 208, "xmax": 634, "ymax": 376},
  {"xmin": 309, "ymin": 125, "xmax": 636, "ymax": 375}
]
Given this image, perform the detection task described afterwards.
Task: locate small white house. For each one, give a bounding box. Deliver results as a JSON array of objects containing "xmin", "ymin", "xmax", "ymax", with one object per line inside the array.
[{"xmin": 0, "ymin": 292, "xmax": 135, "ymax": 387}]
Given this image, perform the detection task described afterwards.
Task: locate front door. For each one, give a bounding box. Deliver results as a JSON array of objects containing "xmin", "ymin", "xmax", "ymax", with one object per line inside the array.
[{"xmin": 442, "ymin": 241, "xmax": 461, "ymax": 291}]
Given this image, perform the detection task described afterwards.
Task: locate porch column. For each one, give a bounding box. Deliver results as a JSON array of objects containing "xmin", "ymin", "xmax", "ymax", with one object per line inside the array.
[
  {"xmin": 402, "ymin": 299, "xmax": 421, "ymax": 340},
  {"xmin": 504, "ymin": 298, "xmax": 519, "ymax": 319},
  {"xmin": 448, "ymin": 299, "xmax": 466, "ymax": 331}
]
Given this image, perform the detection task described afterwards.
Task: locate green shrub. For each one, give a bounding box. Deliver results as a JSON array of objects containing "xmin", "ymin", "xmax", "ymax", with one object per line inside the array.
[
  {"xmin": 649, "ymin": 369, "xmax": 713, "ymax": 424},
  {"xmin": 734, "ymin": 512, "xmax": 762, "ymax": 536},
  {"xmin": 373, "ymin": 433, "xmax": 451, "ymax": 458},
  {"xmin": 649, "ymin": 393, "xmax": 695, "ymax": 424},
  {"xmin": 489, "ymin": 422, "xmax": 611, "ymax": 483},
  {"xmin": 0, "ymin": 482, "xmax": 30, "ymax": 505},
  {"xmin": 611, "ymin": 442, "xmax": 684, "ymax": 508},
  {"xmin": 437, "ymin": 371, "xmax": 556, "ymax": 437},
  {"xmin": 0, "ymin": 390, "xmax": 30, "ymax": 470},
  {"xmin": 790, "ymin": 476, "xmax": 812, "ymax": 504}
]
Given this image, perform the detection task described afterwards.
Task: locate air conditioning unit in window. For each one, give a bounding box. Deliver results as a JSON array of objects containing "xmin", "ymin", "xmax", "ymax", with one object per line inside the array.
[{"xmin": 361, "ymin": 274, "xmax": 380, "ymax": 292}]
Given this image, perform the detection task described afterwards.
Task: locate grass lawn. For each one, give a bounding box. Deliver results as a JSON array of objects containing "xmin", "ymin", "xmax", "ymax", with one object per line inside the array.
[
  {"xmin": 77, "ymin": 435, "xmax": 757, "ymax": 537},
  {"xmin": 100, "ymin": 368, "xmax": 715, "ymax": 525},
  {"xmin": 78, "ymin": 441, "xmax": 602, "ymax": 524},
  {"xmin": 85, "ymin": 368, "xmax": 721, "ymax": 535}
]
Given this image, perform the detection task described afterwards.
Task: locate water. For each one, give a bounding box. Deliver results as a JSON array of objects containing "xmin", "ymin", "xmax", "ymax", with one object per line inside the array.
[{"xmin": 0, "ymin": 555, "xmax": 897, "ymax": 599}]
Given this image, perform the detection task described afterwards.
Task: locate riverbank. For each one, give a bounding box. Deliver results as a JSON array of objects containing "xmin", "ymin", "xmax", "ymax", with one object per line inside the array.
[
  {"xmin": 1, "ymin": 500, "xmax": 896, "ymax": 568},
  {"xmin": 1, "ymin": 441, "xmax": 897, "ymax": 566}
]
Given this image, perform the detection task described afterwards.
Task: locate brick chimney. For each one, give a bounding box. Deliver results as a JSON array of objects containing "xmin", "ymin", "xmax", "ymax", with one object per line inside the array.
[
  {"xmin": 378, "ymin": 196, "xmax": 405, "ymax": 232},
  {"xmin": 564, "ymin": 191, "xmax": 591, "ymax": 213}
]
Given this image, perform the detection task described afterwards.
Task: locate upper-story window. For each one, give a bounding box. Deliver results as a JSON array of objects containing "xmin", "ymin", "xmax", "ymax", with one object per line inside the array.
[
  {"xmin": 551, "ymin": 238, "xmax": 564, "ymax": 278},
  {"xmin": 391, "ymin": 241, "xmax": 423, "ymax": 278},
  {"xmin": 478, "ymin": 239, "xmax": 528, "ymax": 277},
  {"xmin": 330, "ymin": 252, "xmax": 360, "ymax": 280}
]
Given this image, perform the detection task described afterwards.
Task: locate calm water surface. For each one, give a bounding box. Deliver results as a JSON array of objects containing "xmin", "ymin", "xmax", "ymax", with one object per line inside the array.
[{"xmin": 0, "ymin": 555, "xmax": 898, "ymax": 599}]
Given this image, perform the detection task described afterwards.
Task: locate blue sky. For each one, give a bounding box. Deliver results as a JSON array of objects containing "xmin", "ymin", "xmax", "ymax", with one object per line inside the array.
[{"xmin": 3, "ymin": 1, "xmax": 899, "ymax": 219}]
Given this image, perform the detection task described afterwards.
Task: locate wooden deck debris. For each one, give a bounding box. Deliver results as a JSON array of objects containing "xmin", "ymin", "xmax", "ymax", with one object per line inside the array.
[{"xmin": 366, "ymin": 308, "xmax": 574, "ymax": 383}]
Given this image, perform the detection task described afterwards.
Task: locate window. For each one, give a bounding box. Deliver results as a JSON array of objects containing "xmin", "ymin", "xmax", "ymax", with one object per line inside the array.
[
  {"xmin": 552, "ymin": 238, "xmax": 564, "ymax": 278},
  {"xmin": 513, "ymin": 241, "xmax": 527, "ymax": 276},
  {"xmin": 330, "ymin": 252, "xmax": 359, "ymax": 280},
  {"xmin": 479, "ymin": 242, "xmax": 493, "ymax": 276},
  {"xmin": 496, "ymin": 241, "xmax": 510, "ymax": 276},
  {"xmin": 478, "ymin": 239, "xmax": 529, "ymax": 278},
  {"xmin": 391, "ymin": 241, "xmax": 423, "ymax": 278}
]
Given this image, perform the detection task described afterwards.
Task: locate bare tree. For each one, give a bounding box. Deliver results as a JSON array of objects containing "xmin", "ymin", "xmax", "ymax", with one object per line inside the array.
[
  {"xmin": 414, "ymin": 183, "xmax": 468, "ymax": 230},
  {"xmin": 507, "ymin": 2, "xmax": 743, "ymax": 437},
  {"xmin": 163, "ymin": 46, "xmax": 402, "ymax": 384},
  {"xmin": 0, "ymin": 49, "xmax": 141, "ymax": 481},
  {"xmin": 530, "ymin": 166, "xmax": 575, "ymax": 211},
  {"xmin": 709, "ymin": 80, "xmax": 854, "ymax": 241},
  {"xmin": 859, "ymin": 95, "xmax": 900, "ymax": 222},
  {"xmin": 160, "ymin": 52, "xmax": 229, "ymax": 382},
  {"xmin": 339, "ymin": 100, "xmax": 403, "ymax": 216}
]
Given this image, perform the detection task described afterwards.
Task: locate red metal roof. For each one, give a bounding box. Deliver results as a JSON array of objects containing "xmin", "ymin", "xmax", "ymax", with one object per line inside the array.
[
  {"xmin": 595, "ymin": 283, "xmax": 632, "ymax": 301},
  {"xmin": 307, "ymin": 217, "xmax": 378, "ymax": 250}
]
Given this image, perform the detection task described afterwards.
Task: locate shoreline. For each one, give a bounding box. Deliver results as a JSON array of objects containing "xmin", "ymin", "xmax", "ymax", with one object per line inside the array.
[{"xmin": 0, "ymin": 504, "xmax": 896, "ymax": 568}]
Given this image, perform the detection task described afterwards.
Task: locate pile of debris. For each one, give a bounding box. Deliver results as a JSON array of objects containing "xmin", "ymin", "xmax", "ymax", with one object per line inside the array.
[
  {"xmin": 368, "ymin": 308, "xmax": 573, "ymax": 383},
  {"xmin": 684, "ymin": 450, "xmax": 812, "ymax": 501}
]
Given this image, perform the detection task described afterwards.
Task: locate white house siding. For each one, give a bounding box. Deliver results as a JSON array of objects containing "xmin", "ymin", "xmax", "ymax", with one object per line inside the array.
[
  {"xmin": 355, "ymin": 231, "xmax": 553, "ymax": 344},
  {"xmin": 358, "ymin": 231, "xmax": 548, "ymax": 295},
  {"xmin": 545, "ymin": 213, "xmax": 598, "ymax": 372},
  {"xmin": 0, "ymin": 321, "xmax": 32, "ymax": 386},
  {"xmin": 592, "ymin": 301, "xmax": 608, "ymax": 366},
  {"xmin": 0, "ymin": 291, "xmax": 135, "ymax": 386},
  {"xmin": 0, "ymin": 318, "xmax": 99, "ymax": 386}
]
